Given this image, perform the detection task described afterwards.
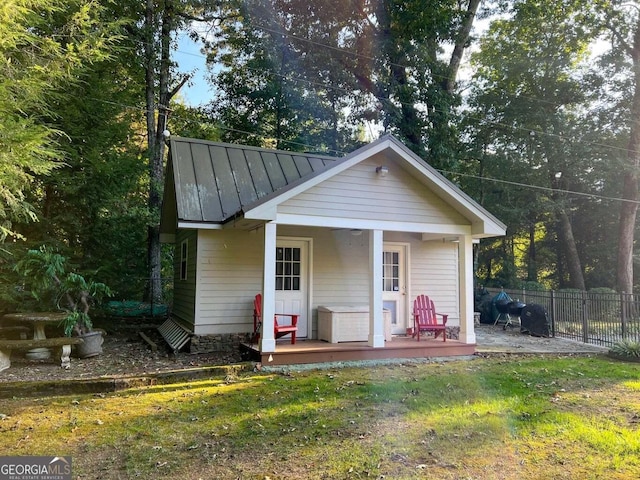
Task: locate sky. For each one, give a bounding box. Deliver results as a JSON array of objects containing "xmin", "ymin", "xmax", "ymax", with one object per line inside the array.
[{"xmin": 174, "ymin": 32, "xmax": 213, "ymax": 106}]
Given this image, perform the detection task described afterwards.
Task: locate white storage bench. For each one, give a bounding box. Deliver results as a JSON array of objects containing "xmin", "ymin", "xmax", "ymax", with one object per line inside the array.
[{"xmin": 318, "ymin": 306, "xmax": 392, "ymax": 343}]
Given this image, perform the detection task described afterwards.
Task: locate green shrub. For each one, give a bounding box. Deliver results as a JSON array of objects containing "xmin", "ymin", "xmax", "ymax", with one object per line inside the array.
[
  {"xmin": 609, "ymin": 340, "xmax": 640, "ymax": 358},
  {"xmin": 520, "ymin": 281, "xmax": 546, "ymax": 291},
  {"xmin": 14, "ymin": 246, "xmax": 111, "ymax": 336},
  {"xmin": 588, "ymin": 287, "xmax": 617, "ymax": 295}
]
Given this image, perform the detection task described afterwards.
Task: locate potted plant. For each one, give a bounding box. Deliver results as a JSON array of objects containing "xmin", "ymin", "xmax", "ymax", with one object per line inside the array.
[{"xmin": 15, "ymin": 246, "xmax": 112, "ymax": 358}]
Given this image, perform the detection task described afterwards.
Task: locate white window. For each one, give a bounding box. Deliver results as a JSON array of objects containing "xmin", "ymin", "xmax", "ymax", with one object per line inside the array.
[
  {"xmin": 180, "ymin": 240, "xmax": 188, "ymax": 281},
  {"xmin": 383, "ymin": 251, "xmax": 400, "ymax": 292},
  {"xmin": 275, "ymin": 246, "xmax": 301, "ymax": 291}
]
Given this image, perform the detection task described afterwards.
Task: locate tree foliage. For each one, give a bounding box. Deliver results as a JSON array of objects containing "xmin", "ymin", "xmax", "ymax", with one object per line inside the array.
[
  {"xmin": 465, "ymin": 0, "xmax": 611, "ymax": 289},
  {"xmin": 3, "ymin": 0, "xmax": 640, "ymax": 297},
  {"xmin": 202, "ymin": 0, "xmax": 480, "ymax": 162},
  {"xmin": 0, "ymin": 0, "xmax": 119, "ymax": 241}
]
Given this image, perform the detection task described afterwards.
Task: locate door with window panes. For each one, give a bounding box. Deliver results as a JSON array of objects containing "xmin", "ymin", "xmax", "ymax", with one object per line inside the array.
[
  {"xmin": 275, "ymin": 240, "xmax": 308, "ymax": 338},
  {"xmin": 382, "ymin": 244, "xmax": 407, "ymax": 335}
]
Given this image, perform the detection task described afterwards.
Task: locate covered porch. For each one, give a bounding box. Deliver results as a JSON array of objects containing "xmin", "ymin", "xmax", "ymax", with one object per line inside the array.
[
  {"xmin": 241, "ymin": 334, "xmax": 475, "ymax": 366},
  {"xmin": 254, "ymin": 225, "xmax": 478, "ymax": 356}
]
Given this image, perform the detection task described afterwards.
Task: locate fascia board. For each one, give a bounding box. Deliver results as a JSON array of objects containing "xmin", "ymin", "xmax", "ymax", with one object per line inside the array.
[
  {"xmin": 177, "ymin": 221, "xmax": 223, "ymax": 230},
  {"xmin": 471, "ymin": 220, "xmax": 508, "ymax": 237}
]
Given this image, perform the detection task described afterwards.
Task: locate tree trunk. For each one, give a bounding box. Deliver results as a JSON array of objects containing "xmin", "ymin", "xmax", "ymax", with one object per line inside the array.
[
  {"xmin": 555, "ymin": 209, "xmax": 585, "ymax": 290},
  {"xmin": 145, "ymin": 0, "xmax": 173, "ymax": 303},
  {"xmin": 527, "ymin": 222, "xmax": 538, "ymax": 282},
  {"xmin": 390, "ymin": 62, "xmax": 423, "ymax": 153},
  {"xmin": 543, "ymin": 135, "xmax": 584, "ymax": 290},
  {"xmin": 275, "ymin": 42, "xmax": 286, "ymax": 149},
  {"xmin": 444, "ymin": 0, "xmax": 481, "ymax": 94},
  {"xmin": 616, "ymin": 17, "xmax": 640, "ymax": 294},
  {"xmin": 375, "ymin": 1, "xmax": 424, "ymax": 154}
]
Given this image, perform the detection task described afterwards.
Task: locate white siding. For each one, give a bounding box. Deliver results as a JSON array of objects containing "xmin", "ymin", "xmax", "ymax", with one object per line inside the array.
[
  {"xmin": 383, "ymin": 231, "xmax": 460, "ymax": 326},
  {"xmin": 277, "ymin": 226, "xmax": 368, "ymax": 339},
  {"xmin": 281, "ymin": 228, "xmax": 461, "ymax": 333},
  {"xmin": 190, "ymin": 227, "xmax": 460, "ymax": 336},
  {"xmin": 193, "ymin": 229, "xmax": 263, "ymax": 335},
  {"xmin": 408, "ymin": 240, "xmax": 460, "ymax": 326},
  {"xmin": 279, "ymin": 156, "xmax": 469, "ymax": 226}
]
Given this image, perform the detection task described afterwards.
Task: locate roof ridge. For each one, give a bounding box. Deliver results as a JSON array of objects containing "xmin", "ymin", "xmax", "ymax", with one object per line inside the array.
[{"xmin": 169, "ymin": 136, "xmax": 342, "ymax": 160}]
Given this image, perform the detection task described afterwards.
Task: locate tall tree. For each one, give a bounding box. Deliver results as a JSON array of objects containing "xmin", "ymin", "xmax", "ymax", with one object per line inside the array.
[
  {"xmin": 204, "ymin": 0, "xmax": 364, "ymax": 153},
  {"xmin": 203, "ymin": 0, "xmax": 481, "ymax": 164},
  {"xmin": 0, "ymin": 0, "xmax": 116, "ymax": 242},
  {"xmin": 3, "ymin": 0, "xmax": 153, "ymax": 300},
  {"xmin": 142, "ymin": 0, "xmax": 227, "ymax": 302},
  {"xmin": 144, "ymin": 0, "xmax": 174, "ymax": 303},
  {"xmin": 468, "ymin": 0, "xmax": 601, "ymax": 289},
  {"xmin": 598, "ymin": 2, "xmax": 640, "ymax": 293}
]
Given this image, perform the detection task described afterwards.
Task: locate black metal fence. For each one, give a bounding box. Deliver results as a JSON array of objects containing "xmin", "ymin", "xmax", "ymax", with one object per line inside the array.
[
  {"xmin": 485, "ymin": 288, "xmax": 640, "ymax": 348},
  {"xmin": 102, "ymin": 277, "xmax": 640, "ymax": 346}
]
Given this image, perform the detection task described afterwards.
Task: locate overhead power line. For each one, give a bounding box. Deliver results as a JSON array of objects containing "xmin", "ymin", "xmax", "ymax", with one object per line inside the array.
[
  {"xmin": 440, "ymin": 169, "xmax": 640, "ymax": 205},
  {"xmin": 169, "ymin": 23, "xmax": 633, "ymax": 158},
  {"xmin": 91, "ymin": 96, "xmax": 638, "ymax": 206}
]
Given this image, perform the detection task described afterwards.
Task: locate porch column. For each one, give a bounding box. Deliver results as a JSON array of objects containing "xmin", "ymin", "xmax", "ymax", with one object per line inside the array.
[
  {"xmin": 458, "ymin": 234, "xmax": 476, "ymax": 344},
  {"xmin": 260, "ymin": 222, "xmax": 277, "ymax": 353},
  {"xmin": 368, "ymin": 229, "xmax": 385, "ymax": 347}
]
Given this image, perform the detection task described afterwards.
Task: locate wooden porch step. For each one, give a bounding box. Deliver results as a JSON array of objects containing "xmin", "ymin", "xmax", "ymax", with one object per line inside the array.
[{"xmin": 242, "ymin": 338, "xmax": 475, "ymax": 366}]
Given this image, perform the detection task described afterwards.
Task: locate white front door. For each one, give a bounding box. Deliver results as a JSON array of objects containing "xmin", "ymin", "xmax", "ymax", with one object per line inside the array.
[
  {"xmin": 275, "ymin": 239, "xmax": 309, "ymax": 338},
  {"xmin": 382, "ymin": 244, "xmax": 408, "ymax": 335}
]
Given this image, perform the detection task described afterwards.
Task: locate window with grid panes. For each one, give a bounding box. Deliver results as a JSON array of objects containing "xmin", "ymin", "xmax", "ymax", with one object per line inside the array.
[
  {"xmin": 382, "ymin": 251, "xmax": 400, "ymax": 292},
  {"xmin": 275, "ymin": 247, "xmax": 301, "ymax": 290}
]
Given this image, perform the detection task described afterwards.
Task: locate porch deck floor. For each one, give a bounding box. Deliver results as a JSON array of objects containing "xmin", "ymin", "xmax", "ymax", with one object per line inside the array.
[{"xmin": 241, "ymin": 335, "xmax": 475, "ymax": 366}]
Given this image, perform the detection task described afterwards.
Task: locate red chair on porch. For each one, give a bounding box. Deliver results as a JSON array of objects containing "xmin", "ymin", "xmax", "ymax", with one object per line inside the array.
[
  {"xmin": 253, "ymin": 293, "xmax": 298, "ymax": 344},
  {"xmin": 412, "ymin": 294, "xmax": 448, "ymax": 342}
]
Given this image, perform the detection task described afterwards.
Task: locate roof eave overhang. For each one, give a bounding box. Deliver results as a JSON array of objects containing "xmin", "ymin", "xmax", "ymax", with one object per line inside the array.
[
  {"xmin": 165, "ymin": 135, "xmax": 507, "ymax": 239},
  {"xmin": 177, "ymin": 221, "xmax": 224, "ymax": 230},
  {"xmin": 382, "ymin": 138, "xmax": 507, "ymax": 237}
]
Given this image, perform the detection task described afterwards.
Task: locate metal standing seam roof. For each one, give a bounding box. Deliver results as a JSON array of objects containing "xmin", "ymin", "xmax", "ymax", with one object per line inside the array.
[{"xmin": 168, "ymin": 137, "xmax": 340, "ymax": 223}]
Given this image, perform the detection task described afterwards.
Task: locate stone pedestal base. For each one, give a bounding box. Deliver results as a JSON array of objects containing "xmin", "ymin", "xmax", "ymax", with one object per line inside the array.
[{"xmin": 25, "ymin": 347, "xmax": 51, "ymax": 360}]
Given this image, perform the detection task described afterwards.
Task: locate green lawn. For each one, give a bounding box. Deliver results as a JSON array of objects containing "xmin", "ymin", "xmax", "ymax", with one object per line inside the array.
[{"xmin": 0, "ymin": 355, "xmax": 639, "ymax": 479}]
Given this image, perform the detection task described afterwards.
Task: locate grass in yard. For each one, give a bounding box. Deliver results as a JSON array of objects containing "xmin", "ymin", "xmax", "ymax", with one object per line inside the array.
[{"xmin": 0, "ymin": 354, "xmax": 638, "ymax": 479}]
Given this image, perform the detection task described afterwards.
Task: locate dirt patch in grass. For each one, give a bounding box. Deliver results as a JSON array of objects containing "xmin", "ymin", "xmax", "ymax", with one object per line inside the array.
[{"xmin": 0, "ymin": 316, "xmax": 243, "ymax": 385}]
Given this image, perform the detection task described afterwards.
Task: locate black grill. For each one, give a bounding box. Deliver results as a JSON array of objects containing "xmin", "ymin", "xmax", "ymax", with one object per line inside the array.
[{"xmin": 520, "ymin": 304, "xmax": 551, "ymax": 337}]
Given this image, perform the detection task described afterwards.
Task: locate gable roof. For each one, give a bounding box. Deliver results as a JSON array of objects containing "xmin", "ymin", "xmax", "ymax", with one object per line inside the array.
[
  {"xmin": 244, "ymin": 135, "xmax": 506, "ymax": 236},
  {"xmin": 160, "ymin": 135, "xmax": 506, "ymax": 238}
]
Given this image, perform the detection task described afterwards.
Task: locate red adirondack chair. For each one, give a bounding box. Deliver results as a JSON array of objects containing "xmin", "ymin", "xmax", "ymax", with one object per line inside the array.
[
  {"xmin": 412, "ymin": 294, "xmax": 448, "ymax": 342},
  {"xmin": 253, "ymin": 293, "xmax": 299, "ymax": 344}
]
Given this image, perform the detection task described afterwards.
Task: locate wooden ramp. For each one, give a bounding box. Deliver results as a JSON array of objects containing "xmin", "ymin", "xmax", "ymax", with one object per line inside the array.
[{"xmin": 158, "ymin": 318, "xmax": 191, "ymax": 353}]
